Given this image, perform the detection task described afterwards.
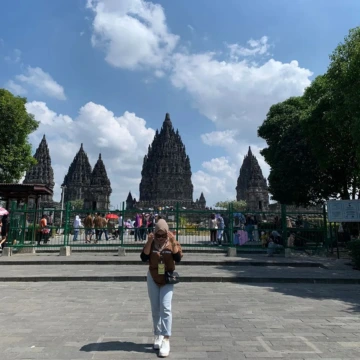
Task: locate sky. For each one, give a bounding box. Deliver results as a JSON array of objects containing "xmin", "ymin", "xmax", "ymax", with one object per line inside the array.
[{"xmin": 0, "ymin": 0, "xmax": 359, "ymax": 209}]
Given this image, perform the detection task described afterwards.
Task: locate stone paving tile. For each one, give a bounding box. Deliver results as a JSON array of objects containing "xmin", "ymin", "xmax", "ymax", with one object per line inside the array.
[
  {"xmin": 0, "ymin": 264, "xmax": 359, "ymax": 281},
  {"xmin": 0, "ymin": 252, "xmax": 351, "ymax": 269},
  {"xmin": 0, "ymin": 282, "xmax": 360, "ymax": 359}
]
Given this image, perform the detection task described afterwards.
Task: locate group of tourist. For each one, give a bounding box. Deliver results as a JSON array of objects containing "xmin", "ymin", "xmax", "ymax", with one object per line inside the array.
[{"xmin": 70, "ymin": 213, "xmax": 124, "ymax": 243}]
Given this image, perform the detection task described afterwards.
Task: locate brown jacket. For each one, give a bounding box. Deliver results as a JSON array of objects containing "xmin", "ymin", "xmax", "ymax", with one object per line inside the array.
[
  {"xmin": 94, "ymin": 216, "xmax": 102, "ymax": 228},
  {"xmin": 141, "ymin": 241, "xmax": 183, "ymax": 286},
  {"xmin": 83, "ymin": 215, "xmax": 93, "ymax": 228}
]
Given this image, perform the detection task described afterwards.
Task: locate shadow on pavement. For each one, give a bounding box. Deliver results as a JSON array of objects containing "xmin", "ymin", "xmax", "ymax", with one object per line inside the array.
[
  {"xmin": 80, "ymin": 341, "xmax": 153, "ymax": 353},
  {"xmin": 215, "ymin": 264, "xmax": 360, "ymax": 313}
]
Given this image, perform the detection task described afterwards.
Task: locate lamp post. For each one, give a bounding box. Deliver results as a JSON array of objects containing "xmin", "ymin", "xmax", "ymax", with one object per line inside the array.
[{"xmin": 60, "ymin": 185, "xmax": 66, "ymax": 227}]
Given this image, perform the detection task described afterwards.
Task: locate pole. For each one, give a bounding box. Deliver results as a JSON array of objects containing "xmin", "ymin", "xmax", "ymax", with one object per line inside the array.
[
  {"xmin": 176, "ymin": 202, "xmax": 179, "ymax": 242},
  {"xmin": 60, "ymin": 186, "xmax": 66, "ymax": 229},
  {"xmin": 121, "ymin": 201, "xmax": 125, "ymax": 246},
  {"xmin": 322, "ymin": 203, "xmax": 328, "ymax": 251}
]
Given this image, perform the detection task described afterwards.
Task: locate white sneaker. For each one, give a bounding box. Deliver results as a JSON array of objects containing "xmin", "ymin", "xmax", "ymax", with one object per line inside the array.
[
  {"xmin": 159, "ymin": 338, "xmax": 170, "ymax": 357},
  {"xmin": 153, "ymin": 335, "xmax": 163, "ymax": 350}
]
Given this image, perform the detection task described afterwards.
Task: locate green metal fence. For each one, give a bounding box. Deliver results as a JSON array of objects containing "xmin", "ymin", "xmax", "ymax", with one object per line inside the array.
[{"xmin": 5, "ymin": 201, "xmax": 328, "ymax": 253}]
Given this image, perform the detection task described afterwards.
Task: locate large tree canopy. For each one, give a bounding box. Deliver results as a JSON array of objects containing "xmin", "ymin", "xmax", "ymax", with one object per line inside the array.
[
  {"xmin": 258, "ymin": 97, "xmax": 327, "ymax": 205},
  {"xmin": 258, "ymin": 26, "xmax": 360, "ymax": 205},
  {"xmin": 0, "ymin": 89, "xmax": 39, "ymax": 183}
]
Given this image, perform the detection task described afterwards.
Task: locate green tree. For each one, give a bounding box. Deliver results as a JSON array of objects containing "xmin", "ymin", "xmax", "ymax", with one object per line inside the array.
[
  {"xmin": 215, "ymin": 200, "xmax": 247, "ymax": 211},
  {"xmin": 258, "ymin": 97, "xmax": 326, "ymax": 205},
  {"xmin": 302, "ymin": 75, "xmax": 359, "ymax": 200},
  {"xmin": 0, "ymin": 89, "xmax": 39, "ymax": 182},
  {"xmin": 258, "ymin": 26, "xmax": 360, "ymax": 204},
  {"xmin": 70, "ymin": 199, "xmax": 84, "ymax": 210}
]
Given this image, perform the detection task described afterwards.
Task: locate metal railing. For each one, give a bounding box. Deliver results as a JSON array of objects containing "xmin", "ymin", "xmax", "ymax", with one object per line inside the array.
[{"xmin": 6, "ymin": 202, "xmax": 328, "ymax": 253}]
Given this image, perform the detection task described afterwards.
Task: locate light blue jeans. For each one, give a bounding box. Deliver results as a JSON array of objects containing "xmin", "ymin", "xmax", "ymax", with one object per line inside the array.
[{"xmin": 147, "ymin": 271, "xmax": 174, "ymax": 336}]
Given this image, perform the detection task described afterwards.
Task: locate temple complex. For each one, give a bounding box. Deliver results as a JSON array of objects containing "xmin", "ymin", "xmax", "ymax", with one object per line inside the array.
[
  {"xmin": 62, "ymin": 144, "xmax": 112, "ymax": 210},
  {"xmin": 129, "ymin": 113, "xmax": 206, "ymax": 209},
  {"xmin": 236, "ymin": 147, "xmax": 269, "ymax": 211},
  {"xmin": 23, "ymin": 135, "xmax": 58, "ymax": 209}
]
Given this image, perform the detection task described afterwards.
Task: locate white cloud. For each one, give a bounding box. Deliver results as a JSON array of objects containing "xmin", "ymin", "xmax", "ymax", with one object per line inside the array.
[
  {"xmin": 227, "ymin": 36, "xmax": 270, "ymax": 60},
  {"xmin": 170, "ymin": 41, "xmax": 311, "ymax": 205},
  {"xmin": 26, "ymin": 101, "xmax": 155, "ymax": 205},
  {"xmin": 171, "ymin": 54, "xmax": 312, "ymax": 129},
  {"xmin": 4, "ymin": 48, "xmax": 22, "ymax": 63},
  {"xmin": 201, "ymin": 130, "xmax": 238, "ymax": 148},
  {"xmin": 5, "ymin": 80, "xmax": 27, "ymax": 96},
  {"xmin": 87, "ymin": 0, "xmax": 179, "ymax": 70},
  {"xmin": 14, "ymin": 67, "xmax": 66, "ymax": 100}
]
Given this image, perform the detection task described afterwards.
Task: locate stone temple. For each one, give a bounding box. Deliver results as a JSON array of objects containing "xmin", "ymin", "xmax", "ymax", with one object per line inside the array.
[
  {"xmin": 62, "ymin": 144, "xmax": 112, "ymax": 210},
  {"xmin": 24, "ymin": 137, "xmax": 112, "ymax": 211},
  {"xmin": 236, "ymin": 147, "xmax": 269, "ymax": 211},
  {"xmin": 127, "ymin": 113, "xmax": 206, "ymax": 209},
  {"xmin": 23, "ymin": 135, "xmax": 58, "ymax": 209}
]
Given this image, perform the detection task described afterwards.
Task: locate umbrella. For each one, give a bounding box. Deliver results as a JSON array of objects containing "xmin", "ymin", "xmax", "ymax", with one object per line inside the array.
[
  {"xmin": 106, "ymin": 213, "xmax": 119, "ymax": 220},
  {"xmin": 0, "ymin": 207, "xmax": 9, "ymax": 216}
]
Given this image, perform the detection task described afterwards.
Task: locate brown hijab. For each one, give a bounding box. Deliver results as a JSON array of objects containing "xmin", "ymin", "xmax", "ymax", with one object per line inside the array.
[{"xmin": 154, "ymin": 219, "xmax": 169, "ymax": 251}]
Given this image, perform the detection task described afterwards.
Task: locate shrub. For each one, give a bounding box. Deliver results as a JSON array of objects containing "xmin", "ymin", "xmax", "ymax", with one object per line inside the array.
[{"xmin": 347, "ymin": 240, "xmax": 360, "ymax": 269}]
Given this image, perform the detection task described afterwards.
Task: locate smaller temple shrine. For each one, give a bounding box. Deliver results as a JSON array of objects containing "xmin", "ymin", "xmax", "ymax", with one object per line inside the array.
[
  {"xmin": 236, "ymin": 147, "xmax": 269, "ymax": 211},
  {"xmin": 62, "ymin": 144, "xmax": 112, "ymax": 210}
]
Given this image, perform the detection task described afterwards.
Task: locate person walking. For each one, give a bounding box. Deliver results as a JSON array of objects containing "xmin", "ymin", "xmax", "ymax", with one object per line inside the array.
[
  {"xmin": 140, "ymin": 219, "xmax": 182, "ymax": 358},
  {"xmin": 72, "ymin": 215, "xmax": 82, "ymax": 241},
  {"xmin": 209, "ymin": 213, "xmax": 217, "ymax": 243}
]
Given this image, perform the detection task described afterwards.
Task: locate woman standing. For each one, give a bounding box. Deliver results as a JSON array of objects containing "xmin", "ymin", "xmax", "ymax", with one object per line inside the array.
[
  {"xmin": 73, "ymin": 215, "xmax": 82, "ymax": 241},
  {"xmin": 0, "ymin": 214, "xmax": 8, "ymax": 250},
  {"xmin": 140, "ymin": 219, "xmax": 182, "ymax": 358},
  {"xmin": 209, "ymin": 213, "xmax": 217, "ymax": 244}
]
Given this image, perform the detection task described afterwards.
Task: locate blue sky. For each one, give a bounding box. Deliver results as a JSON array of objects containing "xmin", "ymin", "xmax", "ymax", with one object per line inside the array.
[{"xmin": 0, "ymin": 0, "xmax": 359, "ymax": 207}]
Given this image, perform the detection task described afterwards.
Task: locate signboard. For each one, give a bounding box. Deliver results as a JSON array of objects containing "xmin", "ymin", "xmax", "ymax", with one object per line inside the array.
[{"xmin": 327, "ymin": 200, "xmax": 360, "ymax": 222}]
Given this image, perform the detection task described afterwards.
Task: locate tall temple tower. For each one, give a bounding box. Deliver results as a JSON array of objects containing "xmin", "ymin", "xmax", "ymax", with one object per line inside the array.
[
  {"xmin": 84, "ymin": 154, "xmax": 112, "ymax": 210},
  {"xmin": 236, "ymin": 147, "xmax": 269, "ymax": 211},
  {"xmin": 23, "ymin": 135, "xmax": 55, "ymax": 203},
  {"xmin": 139, "ymin": 113, "xmax": 196, "ymax": 207},
  {"xmin": 62, "ymin": 144, "xmax": 92, "ymax": 203}
]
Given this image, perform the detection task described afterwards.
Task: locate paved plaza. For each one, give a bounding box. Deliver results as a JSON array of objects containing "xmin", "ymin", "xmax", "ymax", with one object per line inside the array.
[{"xmin": 1, "ymin": 282, "xmax": 360, "ymax": 359}]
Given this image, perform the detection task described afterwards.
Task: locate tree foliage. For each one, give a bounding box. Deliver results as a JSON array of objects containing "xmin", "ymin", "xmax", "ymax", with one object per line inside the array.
[
  {"xmin": 70, "ymin": 199, "xmax": 84, "ymax": 210},
  {"xmin": 0, "ymin": 89, "xmax": 39, "ymax": 182},
  {"xmin": 215, "ymin": 200, "xmax": 247, "ymax": 211},
  {"xmin": 258, "ymin": 27, "xmax": 360, "ymax": 205}
]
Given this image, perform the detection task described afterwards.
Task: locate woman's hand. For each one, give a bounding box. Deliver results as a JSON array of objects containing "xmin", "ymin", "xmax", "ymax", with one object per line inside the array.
[
  {"xmin": 143, "ymin": 233, "xmax": 154, "ymax": 256},
  {"xmin": 167, "ymin": 232, "xmax": 178, "ymax": 253},
  {"xmin": 147, "ymin": 232, "xmax": 154, "ymax": 243}
]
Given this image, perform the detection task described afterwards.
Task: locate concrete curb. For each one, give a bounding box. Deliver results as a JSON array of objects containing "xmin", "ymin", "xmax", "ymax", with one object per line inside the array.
[
  {"xmin": 0, "ymin": 260, "xmax": 327, "ymax": 268},
  {"xmin": 0, "ymin": 276, "xmax": 359, "ymax": 284}
]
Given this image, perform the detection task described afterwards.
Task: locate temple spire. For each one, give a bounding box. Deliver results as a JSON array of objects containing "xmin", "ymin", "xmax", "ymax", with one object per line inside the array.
[
  {"xmin": 23, "ymin": 135, "xmax": 55, "ymax": 202},
  {"xmin": 90, "ymin": 154, "xmax": 110, "ymax": 187},
  {"xmin": 236, "ymin": 146, "xmax": 269, "ymax": 211},
  {"xmin": 163, "ymin": 112, "xmax": 173, "ymax": 129},
  {"xmin": 62, "ymin": 143, "xmax": 92, "ymax": 202}
]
